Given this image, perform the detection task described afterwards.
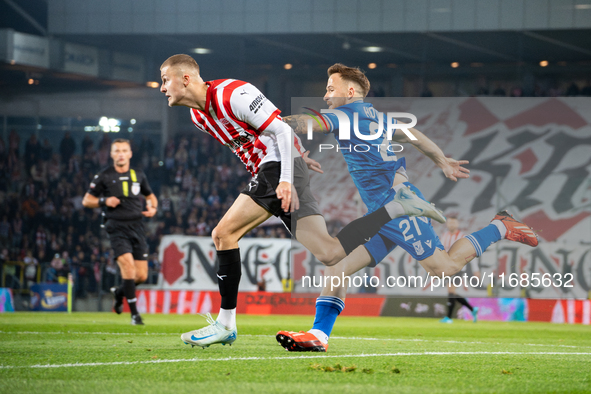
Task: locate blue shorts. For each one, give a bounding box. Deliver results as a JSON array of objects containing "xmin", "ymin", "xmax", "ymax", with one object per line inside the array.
[{"xmin": 365, "ymin": 182, "xmax": 444, "ymax": 267}]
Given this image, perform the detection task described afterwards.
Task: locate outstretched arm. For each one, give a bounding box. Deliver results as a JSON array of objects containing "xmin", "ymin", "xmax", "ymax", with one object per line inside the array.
[
  {"xmin": 283, "ymin": 115, "xmax": 325, "ymax": 134},
  {"xmin": 392, "ymin": 127, "xmax": 470, "ymax": 182}
]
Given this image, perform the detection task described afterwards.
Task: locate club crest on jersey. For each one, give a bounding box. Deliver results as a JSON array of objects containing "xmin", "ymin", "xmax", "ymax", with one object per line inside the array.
[
  {"xmin": 249, "ymin": 94, "xmax": 266, "ymax": 114},
  {"xmin": 131, "ymin": 182, "xmax": 141, "ymax": 195},
  {"xmin": 412, "ymin": 240, "xmax": 425, "ymax": 256},
  {"xmin": 219, "ymin": 118, "xmax": 231, "ymax": 129}
]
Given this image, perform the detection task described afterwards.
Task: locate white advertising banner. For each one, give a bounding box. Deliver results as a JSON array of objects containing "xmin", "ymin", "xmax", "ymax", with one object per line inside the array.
[
  {"xmin": 63, "ymin": 43, "xmax": 99, "ymax": 76},
  {"xmin": 158, "ymin": 235, "xmax": 293, "ymax": 292},
  {"xmin": 12, "ymin": 32, "xmax": 49, "ymax": 68}
]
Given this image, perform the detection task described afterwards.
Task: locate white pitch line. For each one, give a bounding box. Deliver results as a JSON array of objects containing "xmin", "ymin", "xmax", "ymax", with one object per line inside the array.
[
  {"xmin": 2, "ymin": 331, "xmax": 587, "ymax": 350},
  {"xmin": 1, "ymin": 351, "xmax": 590, "ymax": 370},
  {"xmin": 329, "ymin": 336, "xmax": 587, "ymax": 349},
  {"xmin": 0, "ymin": 331, "xmax": 169, "ymax": 336}
]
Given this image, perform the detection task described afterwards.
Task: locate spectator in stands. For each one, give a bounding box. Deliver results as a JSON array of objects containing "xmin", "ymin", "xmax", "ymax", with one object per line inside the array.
[
  {"xmin": 45, "ymin": 253, "xmax": 59, "ymax": 282},
  {"xmin": 565, "ymin": 82, "xmax": 580, "ymax": 96},
  {"xmin": 30, "ymin": 158, "xmax": 47, "ymax": 187},
  {"xmin": 492, "ymin": 85, "xmax": 506, "ymax": 96},
  {"xmin": 0, "ymin": 136, "xmax": 6, "ymax": 163},
  {"xmin": 0, "ymin": 247, "xmax": 9, "ymax": 278},
  {"xmin": 24, "ymin": 134, "xmax": 41, "ymax": 174},
  {"xmin": 8, "ymin": 129, "xmax": 19, "ymax": 158},
  {"xmin": 11, "ymin": 213, "xmax": 23, "ymax": 248},
  {"xmin": 23, "ymin": 250, "xmax": 38, "ymax": 288},
  {"xmin": 60, "ymin": 132, "xmax": 76, "ymax": 165},
  {"xmin": 0, "ymin": 215, "xmax": 10, "ymax": 248},
  {"xmin": 41, "ymin": 138, "xmax": 53, "ymax": 162},
  {"xmin": 81, "ymin": 135, "xmax": 93, "ymax": 155}
]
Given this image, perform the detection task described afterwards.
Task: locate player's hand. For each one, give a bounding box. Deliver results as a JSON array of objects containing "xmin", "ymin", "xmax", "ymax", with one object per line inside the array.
[
  {"xmin": 142, "ymin": 206, "xmax": 157, "ymax": 218},
  {"xmin": 441, "ymin": 158, "xmax": 470, "ymax": 182},
  {"xmin": 276, "ymin": 181, "xmax": 295, "ymax": 213},
  {"xmin": 106, "ymin": 197, "xmax": 120, "ymax": 207},
  {"xmin": 302, "ymin": 151, "xmax": 323, "ymax": 174}
]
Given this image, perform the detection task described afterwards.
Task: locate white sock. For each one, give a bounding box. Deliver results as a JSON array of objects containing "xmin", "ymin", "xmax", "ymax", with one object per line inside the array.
[
  {"xmin": 384, "ymin": 201, "xmax": 405, "ymax": 219},
  {"xmin": 217, "ymin": 308, "xmax": 236, "ymax": 330},
  {"xmin": 491, "ymin": 220, "xmax": 507, "ymax": 239},
  {"xmin": 308, "ymin": 329, "xmax": 328, "ymax": 344}
]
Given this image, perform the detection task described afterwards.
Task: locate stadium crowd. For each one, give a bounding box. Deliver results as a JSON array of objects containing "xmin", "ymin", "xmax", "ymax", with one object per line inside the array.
[{"xmin": 0, "ymin": 129, "xmax": 288, "ymax": 296}]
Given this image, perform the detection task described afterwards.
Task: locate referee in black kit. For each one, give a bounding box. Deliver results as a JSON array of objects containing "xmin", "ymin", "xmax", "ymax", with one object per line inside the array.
[{"xmin": 83, "ymin": 138, "xmax": 158, "ymax": 325}]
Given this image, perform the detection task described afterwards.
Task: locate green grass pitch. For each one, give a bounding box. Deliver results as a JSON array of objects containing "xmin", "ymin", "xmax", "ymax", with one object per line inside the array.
[{"xmin": 1, "ymin": 313, "xmax": 591, "ymax": 393}]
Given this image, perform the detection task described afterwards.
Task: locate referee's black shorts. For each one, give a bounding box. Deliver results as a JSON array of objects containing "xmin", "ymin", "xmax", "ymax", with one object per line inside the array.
[
  {"xmin": 105, "ymin": 219, "xmax": 149, "ymax": 260},
  {"xmin": 240, "ymin": 157, "xmax": 321, "ymax": 236}
]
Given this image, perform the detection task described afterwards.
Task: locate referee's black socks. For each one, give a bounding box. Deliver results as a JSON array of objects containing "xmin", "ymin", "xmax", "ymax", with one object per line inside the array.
[
  {"xmin": 122, "ymin": 279, "xmax": 139, "ymax": 316},
  {"xmin": 217, "ymin": 248, "xmax": 242, "ymax": 310}
]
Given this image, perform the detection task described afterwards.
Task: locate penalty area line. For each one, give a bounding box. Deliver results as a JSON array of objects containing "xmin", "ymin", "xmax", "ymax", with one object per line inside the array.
[{"xmin": 2, "ymin": 351, "xmax": 591, "ymax": 370}]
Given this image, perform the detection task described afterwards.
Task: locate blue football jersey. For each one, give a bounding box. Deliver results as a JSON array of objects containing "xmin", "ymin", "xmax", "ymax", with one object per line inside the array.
[{"xmin": 322, "ymin": 101, "xmax": 407, "ymax": 212}]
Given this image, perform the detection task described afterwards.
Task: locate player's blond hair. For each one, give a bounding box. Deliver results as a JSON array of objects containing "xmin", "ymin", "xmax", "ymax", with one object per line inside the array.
[
  {"xmin": 160, "ymin": 54, "xmax": 200, "ymax": 74},
  {"xmin": 327, "ymin": 63, "xmax": 371, "ymax": 97}
]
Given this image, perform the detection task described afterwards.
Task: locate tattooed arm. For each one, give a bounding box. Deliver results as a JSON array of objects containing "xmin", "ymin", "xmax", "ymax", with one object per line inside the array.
[{"xmin": 283, "ymin": 115, "xmax": 325, "ymax": 134}]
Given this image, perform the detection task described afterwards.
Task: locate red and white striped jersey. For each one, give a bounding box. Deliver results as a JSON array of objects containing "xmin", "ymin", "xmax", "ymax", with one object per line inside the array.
[
  {"xmin": 189, "ymin": 79, "xmax": 305, "ymax": 176},
  {"xmin": 440, "ymin": 229, "xmax": 465, "ymax": 252}
]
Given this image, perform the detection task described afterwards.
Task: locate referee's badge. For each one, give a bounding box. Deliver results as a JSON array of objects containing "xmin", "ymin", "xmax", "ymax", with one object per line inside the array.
[{"xmin": 132, "ymin": 182, "xmax": 141, "ymax": 195}]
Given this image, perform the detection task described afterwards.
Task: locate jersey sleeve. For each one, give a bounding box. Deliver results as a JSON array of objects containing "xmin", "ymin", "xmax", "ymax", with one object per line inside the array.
[
  {"xmin": 87, "ymin": 173, "xmax": 105, "ymax": 197},
  {"xmin": 230, "ymin": 83, "xmax": 281, "ymax": 132},
  {"xmin": 320, "ymin": 112, "xmax": 338, "ymax": 134},
  {"xmin": 140, "ymin": 172, "xmax": 153, "ymax": 196}
]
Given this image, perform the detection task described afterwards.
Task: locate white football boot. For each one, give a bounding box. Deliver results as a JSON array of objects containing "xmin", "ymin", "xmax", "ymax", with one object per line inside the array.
[
  {"xmin": 393, "ymin": 186, "xmax": 447, "ymax": 223},
  {"xmin": 181, "ymin": 313, "xmax": 237, "ymax": 349}
]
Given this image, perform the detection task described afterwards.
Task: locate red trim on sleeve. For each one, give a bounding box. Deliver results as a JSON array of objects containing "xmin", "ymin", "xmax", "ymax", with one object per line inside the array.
[{"xmin": 258, "ymin": 109, "xmax": 282, "ymax": 132}]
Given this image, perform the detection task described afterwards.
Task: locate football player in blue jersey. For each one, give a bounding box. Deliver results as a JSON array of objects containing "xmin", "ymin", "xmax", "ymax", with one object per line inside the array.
[{"xmin": 277, "ymin": 63, "xmax": 538, "ymax": 352}]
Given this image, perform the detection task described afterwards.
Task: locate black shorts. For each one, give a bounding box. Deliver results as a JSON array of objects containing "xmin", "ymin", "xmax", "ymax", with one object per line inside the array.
[
  {"xmin": 241, "ymin": 157, "xmax": 321, "ymax": 235},
  {"xmin": 105, "ymin": 219, "xmax": 149, "ymax": 260}
]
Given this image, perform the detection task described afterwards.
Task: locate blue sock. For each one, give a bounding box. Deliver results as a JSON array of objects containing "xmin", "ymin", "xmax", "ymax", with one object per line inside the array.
[
  {"xmin": 465, "ymin": 224, "xmax": 502, "ymax": 257},
  {"xmin": 311, "ymin": 296, "xmax": 344, "ymax": 337}
]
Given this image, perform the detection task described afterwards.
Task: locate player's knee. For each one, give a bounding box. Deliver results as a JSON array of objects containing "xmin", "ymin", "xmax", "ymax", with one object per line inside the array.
[
  {"xmin": 315, "ymin": 251, "xmax": 339, "ymax": 266},
  {"xmin": 135, "ymin": 272, "xmax": 148, "ymax": 284},
  {"xmin": 211, "ymin": 226, "xmax": 226, "ymax": 249},
  {"xmin": 315, "ymin": 243, "xmax": 344, "ymax": 266}
]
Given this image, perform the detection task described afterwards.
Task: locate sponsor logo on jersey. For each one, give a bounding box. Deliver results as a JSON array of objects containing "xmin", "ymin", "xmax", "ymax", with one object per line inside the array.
[
  {"xmin": 90, "ymin": 182, "xmax": 96, "ymax": 188},
  {"xmin": 425, "ymin": 240, "xmax": 432, "ymax": 248},
  {"xmin": 249, "ymin": 94, "xmax": 266, "ymax": 114},
  {"xmin": 224, "ymin": 135, "xmax": 252, "ymax": 150},
  {"xmin": 412, "ymin": 240, "xmax": 424, "ymax": 256},
  {"xmin": 119, "ymin": 177, "xmax": 129, "ymax": 180}
]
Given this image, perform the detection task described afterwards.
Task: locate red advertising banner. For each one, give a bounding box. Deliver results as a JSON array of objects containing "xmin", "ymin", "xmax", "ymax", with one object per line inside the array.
[
  {"xmin": 528, "ymin": 299, "xmax": 591, "ymax": 324},
  {"xmin": 123, "ymin": 290, "xmax": 385, "ymax": 317}
]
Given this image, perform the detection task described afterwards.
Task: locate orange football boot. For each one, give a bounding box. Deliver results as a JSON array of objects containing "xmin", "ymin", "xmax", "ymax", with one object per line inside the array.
[
  {"xmin": 276, "ymin": 331, "xmax": 328, "ymax": 352},
  {"xmin": 492, "ymin": 210, "xmax": 539, "ymax": 247}
]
